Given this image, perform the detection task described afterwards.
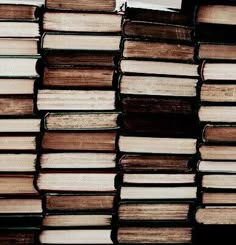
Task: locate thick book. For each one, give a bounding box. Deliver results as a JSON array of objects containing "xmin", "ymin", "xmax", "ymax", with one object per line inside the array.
[
  {"xmin": 198, "ymin": 160, "xmax": 236, "ymax": 173},
  {"xmin": 202, "ymin": 174, "xmax": 236, "ymax": 189},
  {"xmin": 202, "ymin": 192, "xmax": 236, "ymax": 205},
  {"xmin": 42, "ymin": 132, "xmax": 116, "ymax": 151},
  {"xmin": 200, "ymin": 145, "xmax": 236, "ymax": 160}
]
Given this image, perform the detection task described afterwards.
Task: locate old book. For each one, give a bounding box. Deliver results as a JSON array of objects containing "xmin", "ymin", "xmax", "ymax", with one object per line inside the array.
[
  {"xmin": 1, "ymin": 0, "xmax": 44, "ymax": 6},
  {"xmin": 119, "ymin": 203, "xmax": 191, "ymax": 221},
  {"xmin": 119, "ymin": 155, "xmax": 193, "ymax": 172},
  {"xmin": 122, "ymin": 97, "xmax": 196, "ymax": 114},
  {"xmin": 0, "ymin": 119, "xmax": 40, "ymax": 132},
  {"xmin": 46, "ymin": 194, "xmax": 115, "ymax": 211},
  {"xmin": 37, "ymin": 173, "xmax": 116, "ymax": 192},
  {"xmin": 0, "ymin": 231, "xmax": 37, "ymax": 245},
  {"xmin": 40, "ymin": 229, "xmax": 112, "ymax": 244},
  {"xmin": 42, "ymin": 132, "xmax": 116, "ymax": 151},
  {"xmin": 119, "ymin": 136, "xmax": 196, "ymax": 154},
  {"xmin": 201, "ymin": 84, "xmax": 236, "ymax": 102},
  {"xmin": 41, "ymin": 153, "xmax": 116, "ymax": 169},
  {"xmin": 0, "ymin": 79, "xmax": 35, "ymax": 95},
  {"xmin": 43, "ymin": 67, "xmax": 114, "ymax": 88},
  {"xmin": 0, "ymin": 154, "xmax": 36, "ymax": 172},
  {"xmin": 44, "ymin": 12, "xmax": 121, "ymax": 32},
  {"xmin": 199, "ymin": 106, "xmax": 236, "ymax": 122},
  {"xmin": 123, "ymin": 39, "xmax": 194, "ymax": 61},
  {"xmin": 0, "ymin": 97, "xmax": 34, "ymax": 115},
  {"xmin": 123, "ymin": 20, "xmax": 193, "ymax": 41},
  {"xmin": 42, "ymin": 33, "xmax": 121, "ymax": 51},
  {"xmin": 43, "ymin": 214, "xmax": 112, "ymax": 227},
  {"xmin": 118, "ymin": 227, "xmax": 192, "ymax": 244},
  {"xmin": 0, "ymin": 135, "xmax": 36, "ymax": 151},
  {"xmin": 198, "ymin": 160, "xmax": 236, "ymax": 173},
  {"xmin": 37, "ymin": 90, "xmax": 115, "ymax": 111},
  {"xmin": 46, "ymin": 0, "xmax": 116, "ymax": 12},
  {"xmin": 120, "ymin": 60, "xmax": 198, "ymax": 76},
  {"xmin": 44, "ymin": 112, "xmax": 118, "ymax": 130},
  {"xmin": 200, "ymin": 145, "xmax": 236, "ymax": 160},
  {"xmin": 202, "ymin": 174, "xmax": 236, "ymax": 189},
  {"xmin": 0, "ymin": 175, "xmax": 37, "ymax": 194},
  {"xmin": 121, "ymin": 186, "xmax": 197, "ymax": 199},
  {"xmin": 203, "ymin": 192, "xmax": 236, "ymax": 204},
  {"xmin": 120, "ymin": 75, "xmax": 197, "ymax": 97}
]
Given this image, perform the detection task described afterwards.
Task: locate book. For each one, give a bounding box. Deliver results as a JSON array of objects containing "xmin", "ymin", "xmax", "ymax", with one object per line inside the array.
[
  {"xmin": 37, "ymin": 90, "xmax": 115, "ymax": 111},
  {"xmin": 203, "ymin": 192, "xmax": 236, "ymax": 205},
  {"xmin": 0, "ymin": 119, "xmax": 40, "ymax": 132},
  {"xmin": 40, "ymin": 153, "xmax": 116, "ymax": 169},
  {"xmin": 0, "ymin": 0, "xmax": 44, "ymax": 6},
  {"xmin": 42, "ymin": 33, "xmax": 121, "ymax": 51},
  {"xmin": 120, "ymin": 60, "xmax": 198, "ymax": 76},
  {"xmin": 198, "ymin": 160, "xmax": 236, "ymax": 173},
  {"xmin": 202, "ymin": 174, "xmax": 236, "ymax": 189},
  {"xmin": 0, "ymin": 79, "xmax": 35, "ymax": 94},
  {"xmin": 119, "ymin": 136, "xmax": 197, "ymax": 154},
  {"xmin": 37, "ymin": 173, "xmax": 116, "ymax": 192},
  {"xmin": 122, "ymin": 39, "xmax": 195, "ymax": 61},
  {"xmin": 44, "ymin": 112, "xmax": 119, "ymax": 130},
  {"xmin": 42, "ymin": 132, "xmax": 116, "ymax": 151},
  {"xmin": 46, "ymin": 193, "xmax": 115, "ymax": 211},
  {"xmin": 44, "ymin": 12, "xmax": 122, "ymax": 32},
  {"xmin": 200, "ymin": 145, "xmax": 236, "ymax": 160},
  {"xmin": 120, "ymin": 75, "xmax": 197, "ymax": 97},
  {"xmin": 43, "ymin": 67, "xmax": 114, "ymax": 88}
]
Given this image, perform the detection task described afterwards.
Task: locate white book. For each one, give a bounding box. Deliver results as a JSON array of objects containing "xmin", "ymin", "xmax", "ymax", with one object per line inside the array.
[
  {"xmin": 0, "ymin": 0, "xmax": 45, "ymax": 6},
  {"xmin": 0, "ymin": 119, "xmax": 40, "ymax": 132}
]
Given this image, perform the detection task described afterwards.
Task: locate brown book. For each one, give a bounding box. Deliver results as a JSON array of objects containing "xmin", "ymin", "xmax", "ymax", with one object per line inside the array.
[
  {"xmin": 202, "ymin": 174, "xmax": 236, "ymax": 189},
  {"xmin": 123, "ymin": 39, "xmax": 194, "ymax": 61},
  {"xmin": 0, "ymin": 4, "xmax": 37, "ymax": 20},
  {"xmin": 46, "ymin": 0, "xmax": 116, "ymax": 12},
  {"xmin": 200, "ymin": 145, "xmax": 236, "ymax": 160},
  {"xmin": 123, "ymin": 20, "xmax": 193, "ymax": 41},
  {"xmin": 118, "ymin": 227, "xmax": 192, "ymax": 244},
  {"xmin": 43, "ymin": 67, "xmax": 114, "ymax": 88},
  {"xmin": 42, "ymin": 132, "xmax": 116, "ymax": 151},
  {"xmin": 46, "ymin": 193, "xmax": 115, "ymax": 211},
  {"xmin": 119, "ymin": 154, "xmax": 193, "ymax": 172},
  {"xmin": 0, "ymin": 231, "xmax": 37, "ymax": 244},
  {"xmin": 203, "ymin": 192, "xmax": 236, "ymax": 204}
]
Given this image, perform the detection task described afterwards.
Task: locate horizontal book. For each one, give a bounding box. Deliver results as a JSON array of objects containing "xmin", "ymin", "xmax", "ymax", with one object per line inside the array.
[
  {"xmin": 202, "ymin": 174, "xmax": 236, "ymax": 189},
  {"xmin": 37, "ymin": 90, "xmax": 115, "ymax": 111},
  {"xmin": 44, "ymin": 112, "xmax": 118, "ymax": 130},
  {"xmin": 198, "ymin": 160, "xmax": 236, "ymax": 173},
  {"xmin": 43, "ymin": 67, "xmax": 114, "ymax": 88},
  {"xmin": 0, "ymin": 174, "xmax": 37, "ymax": 194},
  {"xmin": 41, "ymin": 153, "xmax": 116, "ymax": 169},
  {"xmin": 119, "ymin": 203, "xmax": 191, "ymax": 221},
  {"xmin": 0, "ymin": 38, "xmax": 38, "ymax": 55},
  {"xmin": 120, "ymin": 60, "xmax": 198, "ymax": 76},
  {"xmin": 42, "ymin": 33, "xmax": 121, "ymax": 51},
  {"xmin": 196, "ymin": 207, "xmax": 236, "ymax": 225},
  {"xmin": 119, "ymin": 136, "xmax": 197, "ymax": 154},
  {"xmin": 120, "ymin": 75, "xmax": 197, "ymax": 97},
  {"xmin": 46, "ymin": 193, "xmax": 115, "ymax": 211},
  {"xmin": 203, "ymin": 192, "xmax": 236, "ymax": 205},
  {"xmin": 44, "ymin": 12, "xmax": 122, "ymax": 32},
  {"xmin": 123, "ymin": 20, "xmax": 193, "ymax": 41},
  {"xmin": 0, "ymin": 135, "xmax": 36, "ymax": 151},
  {"xmin": 200, "ymin": 145, "xmax": 236, "ymax": 160},
  {"xmin": 0, "ymin": 57, "xmax": 39, "ymax": 77},
  {"xmin": 199, "ymin": 106, "xmax": 236, "ymax": 122},
  {"xmin": 119, "ymin": 154, "xmax": 193, "ymax": 172},
  {"xmin": 43, "ymin": 214, "xmax": 112, "ymax": 227},
  {"xmin": 40, "ymin": 229, "xmax": 112, "ymax": 244},
  {"xmin": 122, "ymin": 97, "xmax": 196, "ymax": 114},
  {"xmin": 37, "ymin": 173, "xmax": 116, "ymax": 192},
  {"xmin": 0, "ymin": 231, "xmax": 37, "ymax": 245},
  {"xmin": 123, "ymin": 39, "xmax": 195, "ymax": 61},
  {"xmin": 0, "ymin": 79, "xmax": 35, "ymax": 95},
  {"xmin": 118, "ymin": 227, "xmax": 192, "ymax": 244},
  {"xmin": 120, "ymin": 186, "xmax": 197, "ymax": 199},
  {"xmin": 0, "ymin": 22, "xmax": 39, "ymax": 37},
  {"xmin": 1, "ymin": 0, "xmax": 44, "ymax": 6},
  {"xmin": 0, "ymin": 119, "xmax": 40, "ymax": 133},
  {"xmin": 42, "ymin": 132, "xmax": 116, "ymax": 151},
  {"xmin": 0, "ymin": 97, "xmax": 34, "ymax": 115},
  {"xmin": 0, "ymin": 154, "xmax": 36, "ymax": 172}
]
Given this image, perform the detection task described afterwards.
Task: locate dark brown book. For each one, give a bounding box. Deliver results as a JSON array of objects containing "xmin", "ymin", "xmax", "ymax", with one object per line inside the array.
[
  {"xmin": 122, "ymin": 97, "xmax": 196, "ymax": 114},
  {"xmin": 46, "ymin": 193, "xmax": 115, "ymax": 211},
  {"xmin": 123, "ymin": 20, "xmax": 193, "ymax": 41},
  {"xmin": 0, "ymin": 231, "xmax": 37, "ymax": 244},
  {"xmin": 119, "ymin": 154, "xmax": 193, "ymax": 172},
  {"xmin": 44, "ymin": 67, "xmax": 114, "ymax": 88},
  {"xmin": 42, "ymin": 132, "xmax": 116, "ymax": 151},
  {"xmin": 0, "ymin": 97, "xmax": 34, "ymax": 115}
]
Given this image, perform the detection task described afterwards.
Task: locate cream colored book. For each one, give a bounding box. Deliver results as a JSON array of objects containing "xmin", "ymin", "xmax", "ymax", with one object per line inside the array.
[
  {"xmin": 203, "ymin": 174, "xmax": 236, "ymax": 189},
  {"xmin": 0, "ymin": 119, "xmax": 40, "ymax": 132},
  {"xmin": 0, "ymin": 79, "xmax": 35, "ymax": 94},
  {"xmin": 0, "ymin": 136, "xmax": 36, "ymax": 150}
]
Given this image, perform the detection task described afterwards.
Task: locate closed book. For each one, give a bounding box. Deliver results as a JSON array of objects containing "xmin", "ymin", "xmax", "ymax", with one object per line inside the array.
[
  {"xmin": 200, "ymin": 145, "xmax": 236, "ymax": 160},
  {"xmin": 198, "ymin": 160, "xmax": 236, "ymax": 173},
  {"xmin": 202, "ymin": 192, "xmax": 236, "ymax": 205},
  {"xmin": 202, "ymin": 174, "xmax": 236, "ymax": 189}
]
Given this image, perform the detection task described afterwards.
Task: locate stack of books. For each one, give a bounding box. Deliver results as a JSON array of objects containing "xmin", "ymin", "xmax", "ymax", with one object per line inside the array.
[
  {"xmin": 117, "ymin": 1, "xmax": 198, "ymax": 244},
  {"xmin": 0, "ymin": 0, "xmax": 43, "ymax": 243},
  {"xmin": 36, "ymin": 0, "xmax": 122, "ymax": 244},
  {"xmin": 196, "ymin": 1, "xmax": 236, "ymax": 243}
]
